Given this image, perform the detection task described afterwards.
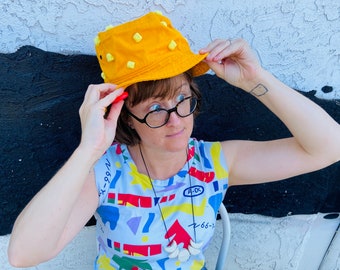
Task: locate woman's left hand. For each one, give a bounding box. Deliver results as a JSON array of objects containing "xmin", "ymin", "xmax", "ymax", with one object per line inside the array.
[{"xmin": 200, "ymin": 38, "xmax": 263, "ymax": 91}]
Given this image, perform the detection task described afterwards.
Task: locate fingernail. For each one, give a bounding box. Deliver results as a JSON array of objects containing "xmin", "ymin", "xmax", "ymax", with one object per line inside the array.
[{"xmin": 113, "ymin": 92, "xmax": 129, "ymax": 104}]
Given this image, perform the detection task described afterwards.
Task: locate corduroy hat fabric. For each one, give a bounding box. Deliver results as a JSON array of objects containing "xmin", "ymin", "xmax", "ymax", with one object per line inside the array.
[{"xmin": 94, "ymin": 11, "xmax": 209, "ymax": 87}]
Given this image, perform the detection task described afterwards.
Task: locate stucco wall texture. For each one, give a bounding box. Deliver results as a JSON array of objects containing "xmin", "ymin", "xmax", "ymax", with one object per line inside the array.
[{"xmin": 1, "ymin": 0, "xmax": 339, "ymax": 98}]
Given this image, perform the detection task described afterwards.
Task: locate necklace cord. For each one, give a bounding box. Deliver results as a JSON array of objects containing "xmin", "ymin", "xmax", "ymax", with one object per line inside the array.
[
  {"xmin": 138, "ymin": 144, "xmax": 198, "ymax": 243},
  {"xmin": 187, "ymin": 149, "xmax": 197, "ymax": 242},
  {"xmin": 138, "ymin": 144, "xmax": 170, "ymax": 244}
]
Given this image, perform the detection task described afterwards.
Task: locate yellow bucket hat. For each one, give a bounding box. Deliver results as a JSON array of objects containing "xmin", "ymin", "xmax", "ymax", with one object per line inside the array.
[{"xmin": 94, "ymin": 11, "xmax": 209, "ymax": 87}]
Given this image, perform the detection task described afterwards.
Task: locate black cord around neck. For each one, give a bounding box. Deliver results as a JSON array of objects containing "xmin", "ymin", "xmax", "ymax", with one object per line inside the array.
[{"xmin": 138, "ymin": 143, "xmax": 197, "ymax": 242}]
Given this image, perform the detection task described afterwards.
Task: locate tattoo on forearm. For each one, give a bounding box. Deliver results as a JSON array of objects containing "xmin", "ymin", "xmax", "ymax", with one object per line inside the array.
[{"xmin": 249, "ymin": 84, "xmax": 269, "ymax": 97}]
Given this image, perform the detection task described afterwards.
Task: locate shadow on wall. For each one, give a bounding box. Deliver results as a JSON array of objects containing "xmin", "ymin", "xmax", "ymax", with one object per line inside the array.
[{"xmin": 0, "ymin": 46, "xmax": 339, "ymax": 235}]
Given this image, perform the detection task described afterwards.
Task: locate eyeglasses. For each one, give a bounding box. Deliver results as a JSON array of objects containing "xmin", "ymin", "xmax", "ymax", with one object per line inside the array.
[{"xmin": 127, "ymin": 96, "xmax": 198, "ymax": 128}]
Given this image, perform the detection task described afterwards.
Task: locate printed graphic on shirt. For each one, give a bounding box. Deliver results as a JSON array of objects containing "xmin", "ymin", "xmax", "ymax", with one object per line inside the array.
[{"xmin": 94, "ymin": 138, "xmax": 229, "ymax": 269}]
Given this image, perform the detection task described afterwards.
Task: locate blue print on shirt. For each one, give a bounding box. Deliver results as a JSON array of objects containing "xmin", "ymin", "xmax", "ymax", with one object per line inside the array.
[{"xmin": 97, "ymin": 205, "xmax": 119, "ymax": 230}]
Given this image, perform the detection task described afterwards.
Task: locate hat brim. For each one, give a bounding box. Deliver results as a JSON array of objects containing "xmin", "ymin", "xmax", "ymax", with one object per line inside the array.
[
  {"xmin": 190, "ymin": 57, "xmax": 210, "ymax": 77},
  {"xmin": 112, "ymin": 52, "xmax": 210, "ymax": 88}
]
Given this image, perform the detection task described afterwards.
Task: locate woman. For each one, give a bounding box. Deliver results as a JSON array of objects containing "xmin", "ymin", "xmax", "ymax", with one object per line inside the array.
[{"xmin": 8, "ymin": 11, "xmax": 340, "ymax": 269}]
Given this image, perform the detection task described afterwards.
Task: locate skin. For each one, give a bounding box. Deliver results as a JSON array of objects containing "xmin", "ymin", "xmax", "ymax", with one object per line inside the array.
[
  {"xmin": 127, "ymin": 78, "xmax": 194, "ymax": 179},
  {"xmin": 8, "ymin": 38, "xmax": 340, "ymax": 267}
]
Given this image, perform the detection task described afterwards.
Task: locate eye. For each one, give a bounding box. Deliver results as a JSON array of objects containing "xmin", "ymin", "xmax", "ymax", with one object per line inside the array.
[
  {"xmin": 149, "ymin": 104, "xmax": 162, "ymax": 112},
  {"xmin": 176, "ymin": 94, "xmax": 186, "ymax": 103}
]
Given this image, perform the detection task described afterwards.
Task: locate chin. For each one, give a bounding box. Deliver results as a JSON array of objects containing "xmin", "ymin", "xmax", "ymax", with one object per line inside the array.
[{"xmin": 166, "ymin": 134, "xmax": 191, "ymax": 152}]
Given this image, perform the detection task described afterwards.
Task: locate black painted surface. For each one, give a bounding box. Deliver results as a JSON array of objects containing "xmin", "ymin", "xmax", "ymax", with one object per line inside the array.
[
  {"xmin": 192, "ymin": 75, "xmax": 339, "ymax": 217},
  {"xmin": 0, "ymin": 46, "xmax": 339, "ymax": 235}
]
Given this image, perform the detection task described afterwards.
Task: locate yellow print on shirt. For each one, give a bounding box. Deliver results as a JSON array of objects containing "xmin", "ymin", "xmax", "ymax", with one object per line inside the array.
[
  {"xmin": 97, "ymin": 254, "xmax": 116, "ymax": 270},
  {"xmin": 129, "ymin": 163, "xmax": 153, "ymax": 191},
  {"xmin": 162, "ymin": 197, "xmax": 207, "ymax": 219},
  {"xmin": 211, "ymin": 142, "xmax": 229, "ymax": 179}
]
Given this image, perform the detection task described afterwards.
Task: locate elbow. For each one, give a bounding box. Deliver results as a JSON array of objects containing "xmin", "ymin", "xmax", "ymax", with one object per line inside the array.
[
  {"xmin": 7, "ymin": 246, "xmax": 31, "ymax": 268},
  {"xmin": 8, "ymin": 237, "xmax": 60, "ymax": 268},
  {"xmin": 7, "ymin": 240, "xmax": 40, "ymax": 268},
  {"xmin": 8, "ymin": 258, "xmax": 29, "ymax": 268}
]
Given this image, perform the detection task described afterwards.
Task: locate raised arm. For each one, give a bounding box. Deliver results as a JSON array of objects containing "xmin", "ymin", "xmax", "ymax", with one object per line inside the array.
[
  {"xmin": 8, "ymin": 84, "xmax": 125, "ymax": 267},
  {"xmin": 200, "ymin": 39, "xmax": 340, "ymax": 186}
]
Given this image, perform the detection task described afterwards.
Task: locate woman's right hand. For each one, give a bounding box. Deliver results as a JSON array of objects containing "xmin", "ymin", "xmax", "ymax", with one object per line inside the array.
[{"xmin": 78, "ymin": 83, "xmax": 125, "ymax": 159}]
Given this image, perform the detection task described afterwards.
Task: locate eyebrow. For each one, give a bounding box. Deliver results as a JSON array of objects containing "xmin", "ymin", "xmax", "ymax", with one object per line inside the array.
[
  {"xmin": 174, "ymin": 82, "xmax": 190, "ymax": 93},
  {"xmin": 177, "ymin": 81, "xmax": 190, "ymax": 89}
]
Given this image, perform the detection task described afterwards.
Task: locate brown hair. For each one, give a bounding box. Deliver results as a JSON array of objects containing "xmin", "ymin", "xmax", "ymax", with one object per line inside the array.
[{"xmin": 114, "ymin": 72, "xmax": 201, "ymax": 145}]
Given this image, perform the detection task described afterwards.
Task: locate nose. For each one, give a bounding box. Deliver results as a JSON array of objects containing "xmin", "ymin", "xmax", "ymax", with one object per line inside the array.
[{"xmin": 166, "ymin": 109, "xmax": 181, "ymax": 126}]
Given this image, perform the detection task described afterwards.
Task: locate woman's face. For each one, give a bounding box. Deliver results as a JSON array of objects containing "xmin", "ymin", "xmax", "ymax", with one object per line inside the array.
[{"xmin": 127, "ymin": 75, "xmax": 194, "ymax": 153}]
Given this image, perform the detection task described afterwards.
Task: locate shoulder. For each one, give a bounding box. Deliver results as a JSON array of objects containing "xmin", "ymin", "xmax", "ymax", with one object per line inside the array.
[
  {"xmin": 190, "ymin": 138, "xmax": 229, "ymax": 172},
  {"xmin": 190, "ymin": 138, "xmax": 224, "ymax": 157},
  {"xmin": 95, "ymin": 142, "xmax": 128, "ymax": 169},
  {"xmin": 94, "ymin": 142, "xmax": 127, "ymax": 203}
]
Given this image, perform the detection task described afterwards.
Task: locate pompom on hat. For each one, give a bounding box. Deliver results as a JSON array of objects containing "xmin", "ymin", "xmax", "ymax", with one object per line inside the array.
[{"xmin": 94, "ymin": 11, "xmax": 210, "ymax": 87}]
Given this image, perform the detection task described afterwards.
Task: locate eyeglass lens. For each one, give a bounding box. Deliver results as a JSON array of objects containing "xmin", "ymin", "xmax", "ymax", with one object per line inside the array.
[{"xmin": 146, "ymin": 97, "xmax": 197, "ymax": 128}]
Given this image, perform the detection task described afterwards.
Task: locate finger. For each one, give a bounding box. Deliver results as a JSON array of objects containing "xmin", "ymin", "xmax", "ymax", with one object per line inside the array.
[
  {"xmin": 200, "ymin": 39, "xmax": 232, "ymax": 61},
  {"xmin": 82, "ymin": 85, "xmax": 123, "ymax": 116},
  {"xmin": 203, "ymin": 59, "xmax": 225, "ymax": 78},
  {"xmin": 98, "ymin": 87, "xmax": 124, "ymax": 110},
  {"xmin": 83, "ymin": 83, "xmax": 120, "ymax": 106},
  {"xmin": 202, "ymin": 39, "xmax": 238, "ymax": 75},
  {"xmin": 106, "ymin": 99, "xmax": 124, "ymax": 122},
  {"xmin": 210, "ymin": 38, "xmax": 246, "ymax": 63},
  {"xmin": 112, "ymin": 92, "xmax": 129, "ymax": 104},
  {"xmin": 102, "ymin": 90, "xmax": 127, "ymax": 119},
  {"xmin": 211, "ymin": 39, "xmax": 233, "ymax": 61}
]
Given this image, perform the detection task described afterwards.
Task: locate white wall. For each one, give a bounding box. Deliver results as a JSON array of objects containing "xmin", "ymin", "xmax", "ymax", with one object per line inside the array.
[{"xmin": 1, "ymin": 0, "xmax": 339, "ymax": 98}]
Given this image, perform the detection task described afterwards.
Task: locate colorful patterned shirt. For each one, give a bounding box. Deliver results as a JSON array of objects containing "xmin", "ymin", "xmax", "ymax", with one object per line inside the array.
[{"xmin": 94, "ymin": 138, "xmax": 229, "ymax": 269}]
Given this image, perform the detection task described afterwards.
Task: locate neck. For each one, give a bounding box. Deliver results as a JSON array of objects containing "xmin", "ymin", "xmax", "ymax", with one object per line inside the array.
[{"xmin": 129, "ymin": 143, "xmax": 188, "ymax": 180}]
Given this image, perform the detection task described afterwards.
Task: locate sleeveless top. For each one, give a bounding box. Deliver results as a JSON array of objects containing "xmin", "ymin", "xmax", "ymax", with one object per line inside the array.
[{"xmin": 94, "ymin": 138, "xmax": 229, "ymax": 269}]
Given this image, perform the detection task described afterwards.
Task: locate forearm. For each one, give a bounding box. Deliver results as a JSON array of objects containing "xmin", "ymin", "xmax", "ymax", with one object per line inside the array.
[
  {"xmin": 8, "ymin": 147, "xmax": 97, "ymax": 264},
  {"xmin": 244, "ymin": 69, "xmax": 340, "ymax": 163}
]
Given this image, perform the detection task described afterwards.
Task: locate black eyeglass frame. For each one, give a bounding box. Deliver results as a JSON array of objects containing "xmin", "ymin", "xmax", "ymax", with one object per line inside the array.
[{"xmin": 126, "ymin": 96, "xmax": 198, "ymax": 128}]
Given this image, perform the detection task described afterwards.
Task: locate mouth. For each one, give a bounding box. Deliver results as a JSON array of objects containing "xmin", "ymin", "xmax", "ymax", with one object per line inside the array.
[{"xmin": 166, "ymin": 128, "xmax": 185, "ymax": 138}]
